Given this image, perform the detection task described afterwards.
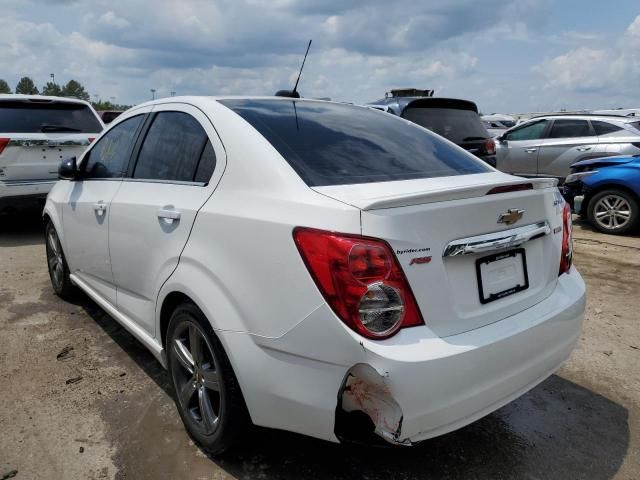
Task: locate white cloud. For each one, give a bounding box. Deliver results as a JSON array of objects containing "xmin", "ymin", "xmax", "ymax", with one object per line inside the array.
[{"xmin": 534, "ymin": 15, "xmax": 640, "ymax": 107}]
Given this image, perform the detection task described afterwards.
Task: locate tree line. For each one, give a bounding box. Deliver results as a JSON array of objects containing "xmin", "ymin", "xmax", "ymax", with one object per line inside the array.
[{"xmin": 0, "ymin": 76, "xmax": 131, "ymax": 111}]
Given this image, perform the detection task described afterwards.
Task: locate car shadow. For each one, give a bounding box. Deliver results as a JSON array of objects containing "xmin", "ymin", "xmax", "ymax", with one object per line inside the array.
[
  {"xmin": 0, "ymin": 208, "xmax": 45, "ymax": 247},
  {"xmin": 78, "ymin": 291, "xmax": 630, "ymax": 480},
  {"xmin": 573, "ymin": 216, "xmax": 640, "ymax": 239}
]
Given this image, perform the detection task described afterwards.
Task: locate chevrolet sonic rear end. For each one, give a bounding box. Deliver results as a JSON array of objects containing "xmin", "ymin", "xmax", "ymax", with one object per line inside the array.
[{"xmin": 44, "ymin": 97, "xmax": 585, "ymax": 453}]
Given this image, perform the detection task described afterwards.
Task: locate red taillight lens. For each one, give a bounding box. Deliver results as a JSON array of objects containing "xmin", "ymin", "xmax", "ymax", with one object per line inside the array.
[
  {"xmin": 293, "ymin": 227, "xmax": 424, "ymax": 339},
  {"xmin": 88, "ymin": 137, "xmax": 96, "ymax": 144},
  {"xmin": 485, "ymin": 138, "xmax": 496, "ymax": 155},
  {"xmin": 559, "ymin": 202, "xmax": 573, "ymax": 275},
  {"xmin": 0, "ymin": 138, "xmax": 10, "ymax": 155}
]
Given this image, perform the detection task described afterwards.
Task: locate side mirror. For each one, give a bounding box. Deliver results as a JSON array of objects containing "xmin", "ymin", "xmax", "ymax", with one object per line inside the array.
[
  {"xmin": 58, "ymin": 156, "xmax": 80, "ymax": 180},
  {"xmin": 497, "ymin": 134, "xmax": 507, "ymax": 143}
]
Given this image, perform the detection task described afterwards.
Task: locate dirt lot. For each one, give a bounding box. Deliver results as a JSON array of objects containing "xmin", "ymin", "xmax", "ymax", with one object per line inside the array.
[{"xmin": 1, "ymin": 211, "xmax": 638, "ymax": 480}]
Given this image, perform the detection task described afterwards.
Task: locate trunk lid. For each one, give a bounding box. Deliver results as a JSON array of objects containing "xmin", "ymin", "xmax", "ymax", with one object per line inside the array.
[
  {"xmin": 0, "ymin": 134, "xmax": 93, "ymax": 181},
  {"xmin": 313, "ymin": 172, "xmax": 564, "ymax": 337}
]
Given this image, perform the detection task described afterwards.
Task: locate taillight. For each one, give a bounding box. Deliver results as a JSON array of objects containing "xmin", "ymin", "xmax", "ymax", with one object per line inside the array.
[
  {"xmin": 293, "ymin": 227, "xmax": 424, "ymax": 339},
  {"xmin": 559, "ymin": 202, "xmax": 573, "ymax": 275},
  {"xmin": 88, "ymin": 137, "xmax": 96, "ymax": 144},
  {"xmin": 485, "ymin": 138, "xmax": 496, "ymax": 155},
  {"xmin": 0, "ymin": 138, "xmax": 10, "ymax": 155}
]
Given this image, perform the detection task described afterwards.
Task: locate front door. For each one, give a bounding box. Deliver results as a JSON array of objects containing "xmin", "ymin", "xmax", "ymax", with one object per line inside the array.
[
  {"xmin": 496, "ymin": 119, "xmax": 550, "ymax": 176},
  {"xmin": 109, "ymin": 104, "xmax": 223, "ymax": 336},
  {"xmin": 62, "ymin": 113, "xmax": 146, "ymax": 305}
]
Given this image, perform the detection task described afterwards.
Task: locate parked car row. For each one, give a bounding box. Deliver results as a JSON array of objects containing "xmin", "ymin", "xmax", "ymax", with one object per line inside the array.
[{"xmin": 2, "ymin": 91, "xmax": 637, "ymax": 235}]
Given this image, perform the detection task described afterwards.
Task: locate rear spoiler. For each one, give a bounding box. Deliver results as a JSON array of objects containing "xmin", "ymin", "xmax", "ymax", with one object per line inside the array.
[{"xmin": 314, "ymin": 177, "xmax": 558, "ymax": 211}]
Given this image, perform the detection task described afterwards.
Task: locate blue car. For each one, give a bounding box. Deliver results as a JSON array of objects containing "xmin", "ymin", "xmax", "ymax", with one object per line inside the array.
[{"xmin": 563, "ymin": 155, "xmax": 640, "ymax": 235}]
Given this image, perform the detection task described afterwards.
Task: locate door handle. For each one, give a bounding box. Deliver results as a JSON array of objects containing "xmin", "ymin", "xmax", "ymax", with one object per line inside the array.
[
  {"xmin": 157, "ymin": 208, "xmax": 181, "ymax": 224},
  {"xmin": 576, "ymin": 146, "xmax": 591, "ymax": 152},
  {"xmin": 524, "ymin": 148, "xmax": 537, "ymax": 153},
  {"xmin": 93, "ymin": 201, "xmax": 107, "ymax": 216}
]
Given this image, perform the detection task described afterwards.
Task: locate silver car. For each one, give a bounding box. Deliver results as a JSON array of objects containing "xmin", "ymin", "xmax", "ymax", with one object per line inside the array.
[{"xmin": 495, "ymin": 114, "xmax": 640, "ymax": 180}]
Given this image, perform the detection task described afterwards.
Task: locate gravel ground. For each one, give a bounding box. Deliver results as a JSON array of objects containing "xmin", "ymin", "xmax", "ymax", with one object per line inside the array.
[{"xmin": 0, "ymin": 211, "xmax": 638, "ymax": 480}]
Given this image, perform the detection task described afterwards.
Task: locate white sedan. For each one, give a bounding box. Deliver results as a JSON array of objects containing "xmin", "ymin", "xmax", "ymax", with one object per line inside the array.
[{"xmin": 44, "ymin": 96, "xmax": 585, "ymax": 453}]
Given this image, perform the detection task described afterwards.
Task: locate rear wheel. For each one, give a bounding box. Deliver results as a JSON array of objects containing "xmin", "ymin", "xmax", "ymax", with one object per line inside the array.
[
  {"xmin": 166, "ymin": 302, "xmax": 250, "ymax": 455},
  {"xmin": 587, "ymin": 189, "xmax": 638, "ymax": 235},
  {"xmin": 45, "ymin": 222, "xmax": 76, "ymax": 299}
]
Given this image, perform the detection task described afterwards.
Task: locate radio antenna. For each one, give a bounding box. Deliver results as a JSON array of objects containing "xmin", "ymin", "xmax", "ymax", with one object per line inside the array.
[
  {"xmin": 275, "ymin": 39, "xmax": 312, "ymax": 98},
  {"xmin": 292, "ymin": 39, "xmax": 312, "ymax": 97}
]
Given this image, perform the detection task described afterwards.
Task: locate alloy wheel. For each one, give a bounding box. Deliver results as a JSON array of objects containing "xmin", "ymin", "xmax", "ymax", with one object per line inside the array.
[
  {"xmin": 170, "ymin": 321, "xmax": 222, "ymax": 436},
  {"xmin": 46, "ymin": 229, "xmax": 65, "ymax": 290},
  {"xmin": 593, "ymin": 194, "xmax": 632, "ymax": 231}
]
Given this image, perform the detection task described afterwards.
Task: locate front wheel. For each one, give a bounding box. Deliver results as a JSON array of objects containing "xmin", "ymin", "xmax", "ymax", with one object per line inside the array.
[
  {"xmin": 587, "ymin": 189, "xmax": 639, "ymax": 235},
  {"xmin": 45, "ymin": 222, "xmax": 76, "ymax": 299},
  {"xmin": 166, "ymin": 302, "xmax": 250, "ymax": 455}
]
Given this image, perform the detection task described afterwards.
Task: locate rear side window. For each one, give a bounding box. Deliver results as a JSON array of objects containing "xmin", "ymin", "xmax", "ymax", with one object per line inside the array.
[
  {"xmin": 133, "ymin": 112, "xmax": 212, "ymax": 183},
  {"xmin": 0, "ymin": 101, "xmax": 102, "ymax": 133},
  {"xmin": 629, "ymin": 121, "xmax": 640, "ymax": 132},
  {"xmin": 504, "ymin": 120, "xmax": 549, "ymax": 141},
  {"xmin": 220, "ymin": 99, "xmax": 489, "ymax": 187},
  {"xmin": 83, "ymin": 115, "xmax": 144, "ymax": 179},
  {"xmin": 592, "ymin": 121, "xmax": 623, "ymax": 136},
  {"xmin": 402, "ymin": 107, "xmax": 488, "ymax": 144},
  {"xmin": 548, "ymin": 119, "xmax": 593, "ymax": 138}
]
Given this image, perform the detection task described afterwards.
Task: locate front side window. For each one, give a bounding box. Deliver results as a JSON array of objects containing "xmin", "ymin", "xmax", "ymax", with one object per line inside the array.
[
  {"xmin": 133, "ymin": 111, "xmax": 211, "ymax": 182},
  {"xmin": 83, "ymin": 115, "xmax": 144, "ymax": 179},
  {"xmin": 505, "ymin": 120, "xmax": 549, "ymax": 141},
  {"xmin": 548, "ymin": 119, "xmax": 593, "ymax": 138},
  {"xmin": 220, "ymin": 99, "xmax": 489, "ymax": 187}
]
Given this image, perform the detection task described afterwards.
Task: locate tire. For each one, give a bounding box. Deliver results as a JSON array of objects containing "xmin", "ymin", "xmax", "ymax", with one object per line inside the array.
[
  {"xmin": 45, "ymin": 221, "xmax": 77, "ymax": 299},
  {"xmin": 166, "ymin": 302, "xmax": 250, "ymax": 455},
  {"xmin": 587, "ymin": 189, "xmax": 639, "ymax": 235}
]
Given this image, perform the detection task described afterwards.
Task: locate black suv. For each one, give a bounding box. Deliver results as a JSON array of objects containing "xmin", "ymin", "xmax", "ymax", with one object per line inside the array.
[{"xmin": 369, "ymin": 89, "xmax": 496, "ymax": 167}]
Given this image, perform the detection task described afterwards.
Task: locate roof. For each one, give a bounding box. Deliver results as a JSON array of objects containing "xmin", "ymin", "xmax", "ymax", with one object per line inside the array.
[
  {"xmin": 0, "ymin": 94, "xmax": 94, "ymax": 105},
  {"xmin": 528, "ymin": 112, "xmax": 637, "ymax": 122}
]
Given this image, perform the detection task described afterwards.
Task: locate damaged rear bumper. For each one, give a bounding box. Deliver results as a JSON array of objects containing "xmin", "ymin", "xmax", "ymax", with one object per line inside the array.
[{"xmin": 221, "ymin": 270, "xmax": 585, "ymax": 446}]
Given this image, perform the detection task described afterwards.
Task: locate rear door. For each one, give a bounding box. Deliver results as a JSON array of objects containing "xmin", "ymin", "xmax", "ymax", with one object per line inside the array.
[
  {"xmin": 537, "ymin": 119, "xmax": 599, "ymax": 178},
  {"xmin": 496, "ymin": 119, "xmax": 550, "ymax": 176},
  {"xmin": 592, "ymin": 120, "xmax": 640, "ymax": 156},
  {"xmin": 62, "ymin": 112, "xmax": 147, "ymax": 305},
  {"xmin": 0, "ymin": 99, "xmax": 103, "ymax": 183},
  {"xmin": 108, "ymin": 104, "xmax": 224, "ymax": 336}
]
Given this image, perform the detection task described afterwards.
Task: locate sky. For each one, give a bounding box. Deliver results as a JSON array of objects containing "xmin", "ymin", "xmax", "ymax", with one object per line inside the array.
[{"xmin": 0, "ymin": 0, "xmax": 639, "ymax": 114}]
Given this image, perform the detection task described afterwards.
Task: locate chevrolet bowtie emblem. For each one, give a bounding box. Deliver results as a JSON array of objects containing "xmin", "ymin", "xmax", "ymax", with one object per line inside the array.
[{"xmin": 498, "ymin": 208, "xmax": 525, "ymax": 225}]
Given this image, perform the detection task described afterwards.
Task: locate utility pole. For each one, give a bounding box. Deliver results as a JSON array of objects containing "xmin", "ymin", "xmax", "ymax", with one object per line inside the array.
[
  {"xmin": 50, "ymin": 73, "xmax": 55, "ymax": 85},
  {"xmin": 150, "ymin": 89, "xmax": 156, "ymax": 100}
]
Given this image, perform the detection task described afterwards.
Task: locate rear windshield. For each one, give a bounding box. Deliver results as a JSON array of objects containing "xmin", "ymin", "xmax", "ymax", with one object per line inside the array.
[
  {"xmin": 0, "ymin": 101, "xmax": 103, "ymax": 133},
  {"xmin": 402, "ymin": 107, "xmax": 489, "ymax": 144},
  {"xmin": 220, "ymin": 99, "xmax": 489, "ymax": 187}
]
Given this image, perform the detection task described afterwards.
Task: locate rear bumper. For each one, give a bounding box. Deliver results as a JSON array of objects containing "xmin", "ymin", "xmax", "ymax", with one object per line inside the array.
[
  {"xmin": 0, "ymin": 180, "xmax": 56, "ymax": 209},
  {"xmin": 221, "ymin": 269, "xmax": 586, "ymax": 445}
]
